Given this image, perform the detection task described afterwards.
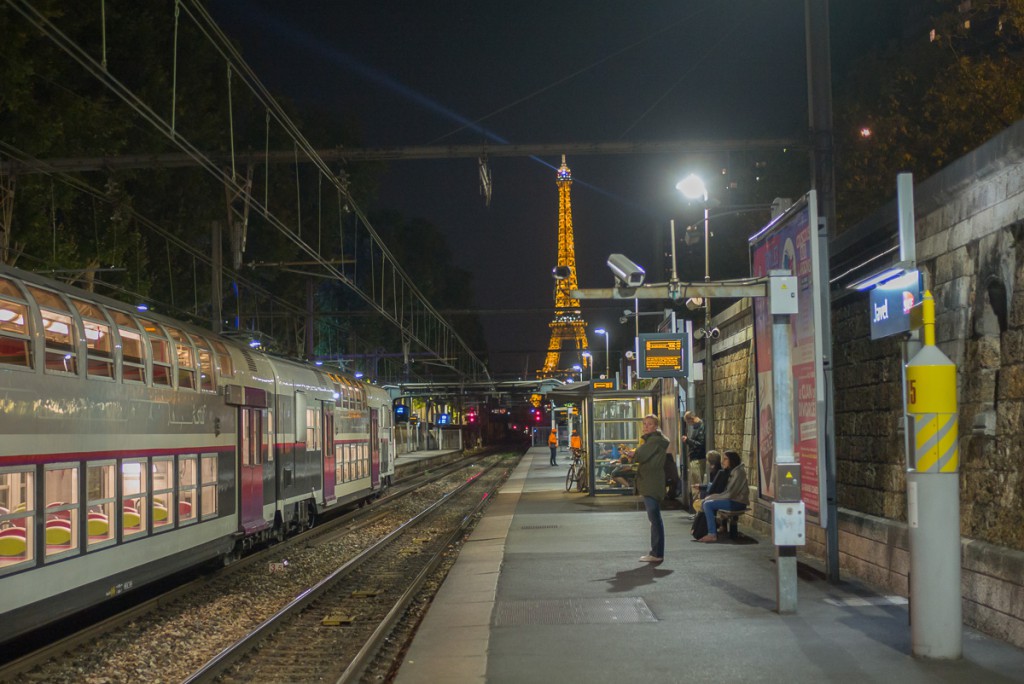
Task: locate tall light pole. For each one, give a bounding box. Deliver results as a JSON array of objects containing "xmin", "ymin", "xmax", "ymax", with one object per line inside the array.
[
  {"xmin": 571, "ymin": 364, "xmax": 583, "ymax": 382},
  {"xmin": 593, "ymin": 328, "xmax": 610, "ymax": 379},
  {"xmin": 581, "ymin": 351, "xmax": 593, "ymax": 382},
  {"xmin": 676, "ymin": 174, "xmax": 714, "ymax": 451}
]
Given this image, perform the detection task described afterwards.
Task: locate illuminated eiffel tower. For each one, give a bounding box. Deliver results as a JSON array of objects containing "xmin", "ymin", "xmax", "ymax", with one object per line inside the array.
[{"xmin": 539, "ymin": 155, "xmax": 589, "ymax": 379}]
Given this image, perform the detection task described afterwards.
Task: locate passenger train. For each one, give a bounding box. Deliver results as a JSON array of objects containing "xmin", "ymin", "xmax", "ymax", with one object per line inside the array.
[{"xmin": 0, "ymin": 263, "xmax": 395, "ymax": 643}]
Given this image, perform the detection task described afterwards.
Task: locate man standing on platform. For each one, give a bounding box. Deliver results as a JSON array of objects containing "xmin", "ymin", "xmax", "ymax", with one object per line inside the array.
[
  {"xmin": 683, "ymin": 411, "xmax": 707, "ymax": 494},
  {"xmin": 548, "ymin": 430, "xmax": 558, "ymax": 466},
  {"xmin": 628, "ymin": 414, "xmax": 669, "ymax": 563}
]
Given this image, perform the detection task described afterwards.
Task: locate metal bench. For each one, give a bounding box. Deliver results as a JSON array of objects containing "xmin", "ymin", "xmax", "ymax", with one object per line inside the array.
[{"xmin": 714, "ymin": 509, "xmax": 746, "ymax": 539}]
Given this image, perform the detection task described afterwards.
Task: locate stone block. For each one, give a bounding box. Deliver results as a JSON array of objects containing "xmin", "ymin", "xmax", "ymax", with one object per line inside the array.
[
  {"xmin": 975, "ymin": 336, "xmax": 1001, "ymax": 369},
  {"xmin": 934, "ymin": 245, "xmax": 972, "ymax": 284},
  {"xmin": 997, "ymin": 364, "xmax": 1024, "ymax": 400}
]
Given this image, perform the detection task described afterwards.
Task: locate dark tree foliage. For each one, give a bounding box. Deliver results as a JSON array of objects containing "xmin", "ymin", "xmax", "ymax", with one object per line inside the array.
[
  {"xmin": 833, "ymin": 0, "xmax": 1024, "ymax": 231},
  {"xmin": 1, "ymin": 1, "xmax": 487, "ymax": 368}
]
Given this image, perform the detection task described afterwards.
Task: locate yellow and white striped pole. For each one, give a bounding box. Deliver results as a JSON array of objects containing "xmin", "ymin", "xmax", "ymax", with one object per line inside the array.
[{"xmin": 905, "ymin": 290, "xmax": 962, "ymax": 658}]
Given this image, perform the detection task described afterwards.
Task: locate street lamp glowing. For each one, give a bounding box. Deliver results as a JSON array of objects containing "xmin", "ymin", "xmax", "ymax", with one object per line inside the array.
[
  {"xmin": 676, "ymin": 173, "xmax": 715, "ymax": 452},
  {"xmin": 593, "ymin": 328, "xmax": 610, "ymax": 379},
  {"xmin": 676, "ymin": 174, "xmax": 708, "ymax": 202}
]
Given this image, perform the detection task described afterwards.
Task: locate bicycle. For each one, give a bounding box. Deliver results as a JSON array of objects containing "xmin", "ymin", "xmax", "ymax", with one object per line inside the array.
[{"xmin": 565, "ymin": 448, "xmax": 589, "ymax": 492}]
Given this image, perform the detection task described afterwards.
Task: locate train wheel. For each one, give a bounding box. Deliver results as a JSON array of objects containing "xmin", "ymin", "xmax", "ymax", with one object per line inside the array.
[
  {"xmin": 222, "ymin": 546, "xmax": 242, "ymax": 566},
  {"xmin": 305, "ymin": 501, "xmax": 317, "ymax": 529}
]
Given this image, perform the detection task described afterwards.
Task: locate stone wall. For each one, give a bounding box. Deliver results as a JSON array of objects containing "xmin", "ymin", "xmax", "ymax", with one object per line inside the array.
[{"xmin": 693, "ymin": 120, "xmax": 1024, "ymax": 647}]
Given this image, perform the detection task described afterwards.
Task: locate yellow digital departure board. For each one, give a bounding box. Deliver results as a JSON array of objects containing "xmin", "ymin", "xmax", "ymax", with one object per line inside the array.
[{"xmin": 637, "ymin": 333, "xmax": 687, "ymax": 378}]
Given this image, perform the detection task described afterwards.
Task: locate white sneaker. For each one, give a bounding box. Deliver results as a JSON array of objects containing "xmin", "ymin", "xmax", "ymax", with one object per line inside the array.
[{"xmin": 639, "ymin": 555, "xmax": 663, "ymax": 562}]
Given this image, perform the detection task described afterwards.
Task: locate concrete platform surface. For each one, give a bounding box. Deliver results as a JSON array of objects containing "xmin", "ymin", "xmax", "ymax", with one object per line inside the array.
[{"xmin": 395, "ymin": 447, "xmax": 1024, "ymax": 684}]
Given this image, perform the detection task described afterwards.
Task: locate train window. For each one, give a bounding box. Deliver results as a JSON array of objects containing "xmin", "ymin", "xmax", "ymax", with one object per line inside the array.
[
  {"xmin": 178, "ymin": 456, "xmax": 197, "ymax": 525},
  {"xmin": 165, "ymin": 326, "xmax": 196, "ymax": 390},
  {"xmin": 242, "ymin": 409, "xmax": 263, "ymax": 467},
  {"xmin": 44, "ymin": 464, "xmax": 79, "ymax": 560},
  {"xmin": 0, "ymin": 289, "xmax": 31, "ymax": 368},
  {"xmin": 211, "ymin": 339, "xmax": 234, "ymax": 377},
  {"xmin": 86, "ymin": 462, "xmax": 116, "ymax": 549},
  {"xmin": 194, "ymin": 338, "xmax": 216, "ymax": 392},
  {"xmin": 334, "ymin": 443, "xmax": 344, "ymax": 483},
  {"xmin": 71, "ymin": 299, "xmax": 114, "ymax": 380},
  {"xmin": 118, "ymin": 327, "xmax": 146, "ymax": 383},
  {"xmin": 109, "ymin": 310, "xmax": 146, "ymax": 383},
  {"xmin": 357, "ymin": 443, "xmax": 368, "ymax": 480},
  {"xmin": 200, "ymin": 454, "xmax": 218, "ymax": 519},
  {"xmin": 306, "ymin": 407, "xmax": 321, "ymax": 450},
  {"xmin": 141, "ymin": 319, "xmax": 172, "ymax": 387},
  {"xmin": 121, "ymin": 460, "xmax": 148, "ymax": 538},
  {"xmin": 26, "ymin": 286, "xmax": 79, "ymax": 375},
  {"xmin": 151, "ymin": 458, "xmax": 174, "ymax": 530},
  {"xmin": 0, "ymin": 469, "xmax": 35, "ymax": 570}
]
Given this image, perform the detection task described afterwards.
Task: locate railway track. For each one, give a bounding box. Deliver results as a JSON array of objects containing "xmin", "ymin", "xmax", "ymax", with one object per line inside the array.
[
  {"xmin": 189, "ymin": 453, "xmax": 511, "ymax": 683},
  {"xmin": 0, "ymin": 449, "xmax": 519, "ymax": 684}
]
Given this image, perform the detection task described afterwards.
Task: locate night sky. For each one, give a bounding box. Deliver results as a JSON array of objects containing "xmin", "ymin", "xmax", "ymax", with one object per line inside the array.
[{"xmin": 206, "ymin": 1, "xmax": 898, "ymax": 378}]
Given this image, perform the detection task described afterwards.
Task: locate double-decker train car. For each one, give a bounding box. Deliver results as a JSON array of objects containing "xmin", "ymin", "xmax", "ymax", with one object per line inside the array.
[{"xmin": 0, "ymin": 263, "xmax": 394, "ymax": 643}]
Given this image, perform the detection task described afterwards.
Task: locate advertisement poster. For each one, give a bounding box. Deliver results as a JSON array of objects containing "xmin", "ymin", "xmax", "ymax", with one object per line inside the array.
[{"xmin": 749, "ymin": 194, "xmax": 824, "ymax": 520}]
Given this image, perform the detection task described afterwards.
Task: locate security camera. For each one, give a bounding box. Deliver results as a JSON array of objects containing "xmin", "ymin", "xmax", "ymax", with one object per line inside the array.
[
  {"xmin": 552, "ymin": 265, "xmax": 571, "ymax": 280},
  {"xmin": 693, "ymin": 328, "xmax": 705, "ymax": 340},
  {"xmin": 619, "ymin": 316, "xmax": 629, "ymax": 324},
  {"xmin": 685, "ymin": 297, "xmax": 704, "ymax": 311},
  {"xmin": 708, "ymin": 327, "xmax": 721, "ymax": 339},
  {"xmin": 625, "ymin": 351, "xmax": 635, "ymax": 360},
  {"xmin": 607, "ymin": 254, "xmax": 645, "ymax": 287}
]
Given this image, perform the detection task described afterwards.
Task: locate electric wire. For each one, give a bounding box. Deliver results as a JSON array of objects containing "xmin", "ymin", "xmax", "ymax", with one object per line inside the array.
[{"xmin": 4, "ymin": 0, "xmax": 487, "ymax": 380}]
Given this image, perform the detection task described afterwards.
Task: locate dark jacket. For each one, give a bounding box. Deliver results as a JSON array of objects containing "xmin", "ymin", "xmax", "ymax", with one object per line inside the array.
[
  {"xmin": 687, "ymin": 421, "xmax": 706, "ymax": 461},
  {"xmin": 699, "ymin": 466, "xmax": 729, "ymax": 498},
  {"xmin": 704, "ymin": 463, "xmax": 750, "ymax": 506},
  {"xmin": 634, "ymin": 430, "xmax": 669, "ymax": 499}
]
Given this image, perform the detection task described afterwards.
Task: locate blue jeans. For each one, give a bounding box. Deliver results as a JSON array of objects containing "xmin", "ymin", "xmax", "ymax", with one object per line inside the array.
[
  {"xmin": 702, "ymin": 499, "xmax": 746, "ymax": 537},
  {"xmin": 643, "ymin": 496, "xmax": 664, "ymax": 558}
]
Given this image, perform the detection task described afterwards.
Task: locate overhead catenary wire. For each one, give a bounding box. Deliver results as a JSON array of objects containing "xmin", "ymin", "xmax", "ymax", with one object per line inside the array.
[
  {"xmin": 4, "ymin": 0, "xmax": 487, "ymax": 381},
  {"xmin": 0, "ymin": 141, "xmax": 420, "ymax": 374}
]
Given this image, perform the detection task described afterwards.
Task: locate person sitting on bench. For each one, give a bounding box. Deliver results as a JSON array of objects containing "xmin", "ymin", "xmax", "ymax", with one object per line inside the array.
[
  {"xmin": 691, "ymin": 450, "xmax": 727, "ymax": 511},
  {"xmin": 697, "ymin": 450, "xmax": 749, "ymax": 543},
  {"xmin": 608, "ymin": 449, "xmax": 635, "ymax": 488}
]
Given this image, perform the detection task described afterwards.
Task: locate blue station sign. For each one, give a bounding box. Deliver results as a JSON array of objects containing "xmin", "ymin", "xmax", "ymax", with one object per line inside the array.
[{"xmin": 869, "ymin": 270, "xmax": 922, "ymax": 340}]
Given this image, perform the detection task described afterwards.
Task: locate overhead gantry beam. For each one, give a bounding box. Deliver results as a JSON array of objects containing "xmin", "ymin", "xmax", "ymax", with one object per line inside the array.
[
  {"xmin": 571, "ymin": 278, "xmax": 768, "ymax": 302},
  {"xmin": 0, "ymin": 138, "xmax": 804, "ymax": 174}
]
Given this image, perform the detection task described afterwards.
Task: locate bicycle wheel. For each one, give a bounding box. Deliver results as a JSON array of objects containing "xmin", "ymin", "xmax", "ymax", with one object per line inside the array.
[
  {"xmin": 565, "ymin": 463, "xmax": 578, "ymax": 492},
  {"xmin": 576, "ymin": 453, "xmax": 589, "ymax": 492}
]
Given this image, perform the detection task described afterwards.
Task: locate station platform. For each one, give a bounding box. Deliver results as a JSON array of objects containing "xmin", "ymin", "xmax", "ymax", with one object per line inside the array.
[
  {"xmin": 394, "ymin": 448, "xmax": 465, "ymax": 478},
  {"xmin": 395, "ymin": 446, "xmax": 1024, "ymax": 684}
]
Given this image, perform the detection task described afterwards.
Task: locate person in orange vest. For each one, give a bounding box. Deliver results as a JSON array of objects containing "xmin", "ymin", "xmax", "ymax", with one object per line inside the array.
[
  {"xmin": 548, "ymin": 430, "xmax": 558, "ymax": 466},
  {"xmin": 570, "ymin": 429, "xmax": 582, "ymax": 451}
]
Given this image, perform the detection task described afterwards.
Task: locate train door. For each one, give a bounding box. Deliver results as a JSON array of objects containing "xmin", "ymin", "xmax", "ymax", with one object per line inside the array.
[
  {"xmin": 370, "ymin": 408, "xmax": 381, "ymax": 488},
  {"xmin": 322, "ymin": 403, "xmax": 336, "ymax": 505},
  {"xmin": 239, "ymin": 407, "xmax": 267, "ymax": 533}
]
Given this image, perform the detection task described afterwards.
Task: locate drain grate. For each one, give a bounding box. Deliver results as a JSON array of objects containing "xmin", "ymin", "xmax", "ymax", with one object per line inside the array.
[
  {"xmin": 493, "ymin": 597, "xmax": 657, "ymax": 626},
  {"xmin": 519, "ymin": 525, "xmax": 558, "ymax": 530}
]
